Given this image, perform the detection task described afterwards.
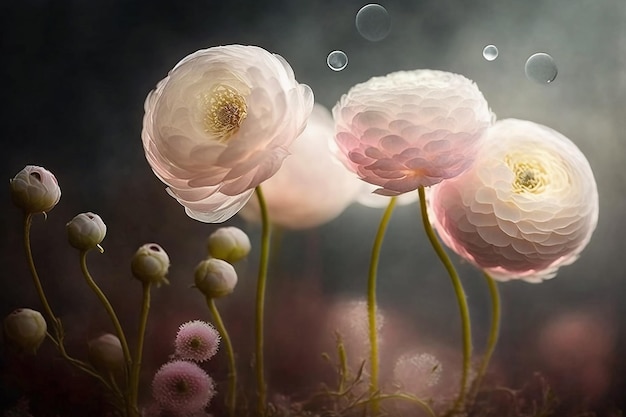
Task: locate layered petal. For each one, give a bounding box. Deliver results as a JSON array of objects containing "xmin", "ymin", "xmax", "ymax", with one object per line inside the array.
[
  {"xmin": 142, "ymin": 45, "xmax": 314, "ymax": 222},
  {"xmin": 332, "ymin": 70, "xmax": 493, "ymax": 195},
  {"xmin": 429, "ymin": 119, "xmax": 599, "ymax": 282}
]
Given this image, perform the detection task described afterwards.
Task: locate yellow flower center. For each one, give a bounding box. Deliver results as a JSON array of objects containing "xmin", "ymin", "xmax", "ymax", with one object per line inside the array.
[
  {"xmin": 202, "ymin": 85, "xmax": 247, "ymax": 141},
  {"xmin": 505, "ymin": 154, "xmax": 549, "ymax": 194}
]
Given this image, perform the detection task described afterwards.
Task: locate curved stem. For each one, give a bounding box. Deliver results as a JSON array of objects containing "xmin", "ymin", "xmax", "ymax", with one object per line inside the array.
[
  {"xmin": 354, "ymin": 393, "xmax": 436, "ymax": 417},
  {"xmin": 367, "ymin": 196, "xmax": 397, "ymax": 415},
  {"xmin": 24, "ymin": 217, "xmax": 123, "ymax": 408},
  {"xmin": 417, "ymin": 186, "xmax": 472, "ymax": 412},
  {"xmin": 469, "ymin": 272, "xmax": 501, "ymax": 400},
  {"xmin": 254, "ymin": 185, "xmax": 271, "ymax": 416},
  {"xmin": 206, "ymin": 297, "xmax": 237, "ymax": 417},
  {"xmin": 78, "ymin": 251, "xmax": 135, "ymax": 416},
  {"xmin": 23, "ymin": 214, "xmax": 61, "ymax": 336},
  {"xmin": 130, "ymin": 282, "xmax": 151, "ymax": 414}
]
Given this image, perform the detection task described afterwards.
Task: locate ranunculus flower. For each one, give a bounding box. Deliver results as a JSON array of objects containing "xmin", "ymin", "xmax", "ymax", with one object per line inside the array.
[
  {"xmin": 239, "ymin": 104, "xmax": 361, "ymax": 228},
  {"xmin": 142, "ymin": 44, "xmax": 314, "ymax": 223},
  {"xmin": 429, "ymin": 118, "xmax": 599, "ymax": 282},
  {"xmin": 9, "ymin": 165, "xmax": 61, "ymax": 214},
  {"xmin": 332, "ymin": 69, "xmax": 493, "ymax": 196},
  {"xmin": 66, "ymin": 212, "xmax": 107, "ymax": 252}
]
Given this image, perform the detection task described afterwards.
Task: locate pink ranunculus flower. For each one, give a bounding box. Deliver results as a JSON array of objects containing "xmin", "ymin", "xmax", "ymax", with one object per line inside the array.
[
  {"xmin": 142, "ymin": 45, "xmax": 314, "ymax": 223},
  {"xmin": 429, "ymin": 119, "xmax": 599, "ymax": 282},
  {"xmin": 239, "ymin": 104, "xmax": 361, "ymax": 229},
  {"xmin": 332, "ymin": 69, "xmax": 493, "ymax": 196}
]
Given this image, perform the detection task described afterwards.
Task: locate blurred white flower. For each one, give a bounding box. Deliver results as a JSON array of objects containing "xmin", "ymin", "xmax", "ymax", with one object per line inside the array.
[
  {"xmin": 394, "ymin": 352, "xmax": 442, "ymax": 395},
  {"xmin": 355, "ymin": 182, "xmax": 419, "ymax": 208},
  {"xmin": 333, "ymin": 70, "xmax": 493, "ymax": 196},
  {"xmin": 429, "ymin": 119, "xmax": 599, "ymax": 282},
  {"xmin": 142, "ymin": 45, "xmax": 314, "ymax": 223},
  {"xmin": 239, "ymin": 104, "xmax": 361, "ymax": 228}
]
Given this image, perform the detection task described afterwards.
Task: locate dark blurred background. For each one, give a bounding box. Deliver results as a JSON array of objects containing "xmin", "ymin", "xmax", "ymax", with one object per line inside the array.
[{"xmin": 1, "ymin": 0, "xmax": 625, "ymax": 416}]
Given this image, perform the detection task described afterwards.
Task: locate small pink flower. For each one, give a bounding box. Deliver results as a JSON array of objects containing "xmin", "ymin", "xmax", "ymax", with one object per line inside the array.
[
  {"xmin": 175, "ymin": 320, "xmax": 220, "ymax": 362},
  {"xmin": 142, "ymin": 45, "xmax": 314, "ymax": 223},
  {"xmin": 333, "ymin": 69, "xmax": 493, "ymax": 196},
  {"xmin": 429, "ymin": 119, "xmax": 599, "ymax": 282},
  {"xmin": 152, "ymin": 360, "xmax": 215, "ymax": 414}
]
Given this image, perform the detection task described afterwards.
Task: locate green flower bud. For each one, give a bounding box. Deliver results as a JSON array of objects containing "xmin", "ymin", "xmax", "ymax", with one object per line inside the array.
[
  {"xmin": 194, "ymin": 258, "xmax": 238, "ymax": 298},
  {"xmin": 88, "ymin": 333, "xmax": 124, "ymax": 372},
  {"xmin": 9, "ymin": 165, "xmax": 61, "ymax": 214},
  {"xmin": 131, "ymin": 243, "xmax": 170, "ymax": 287},
  {"xmin": 66, "ymin": 212, "xmax": 107, "ymax": 252},
  {"xmin": 3, "ymin": 308, "xmax": 47, "ymax": 354},
  {"xmin": 207, "ymin": 227, "xmax": 251, "ymax": 263}
]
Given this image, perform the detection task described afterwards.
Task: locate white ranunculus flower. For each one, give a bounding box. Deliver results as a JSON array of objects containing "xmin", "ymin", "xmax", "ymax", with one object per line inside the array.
[
  {"xmin": 333, "ymin": 69, "xmax": 493, "ymax": 196},
  {"xmin": 239, "ymin": 104, "xmax": 361, "ymax": 228},
  {"xmin": 142, "ymin": 45, "xmax": 314, "ymax": 223},
  {"xmin": 429, "ymin": 119, "xmax": 599, "ymax": 282}
]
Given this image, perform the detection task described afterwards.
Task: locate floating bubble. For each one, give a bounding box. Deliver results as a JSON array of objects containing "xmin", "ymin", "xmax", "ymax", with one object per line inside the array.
[
  {"xmin": 327, "ymin": 50, "xmax": 348, "ymax": 71},
  {"xmin": 355, "ymin": 4, "xmax": 391, "ymax": 42},
  {"xmin": 482, "ymin": 44, "xmax": 498, "ymax": 61},
  {"xmin": 525, "ymin": 53, "xmax": 558, "ymax": 84}
]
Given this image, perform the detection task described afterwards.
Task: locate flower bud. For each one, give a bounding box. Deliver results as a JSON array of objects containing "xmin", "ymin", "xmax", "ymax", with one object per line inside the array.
[
  {"xmin": 88, "ymin": 333, "xmax": 124, "ymax": 372},
  {"xmin": 3, "ymin": 308, "xmax": 47, "ymax": 354},
  {"xmin": 131, "ymin": 243, "xmax": 170, "ymax": 287},
  {"xmin": 9, "ymin": 165, "xmax": 61, "ymax": 214},
  {"xmin": 66, "ymin": 212, "xmax": 107, "ymax": 252},
  {"xmin": 194, "ymin": 258, "xmax": 238, "ymax": 298},
  {"xmin": 207, "ymin": 227, "xmax": 251, "ymax": 263}
]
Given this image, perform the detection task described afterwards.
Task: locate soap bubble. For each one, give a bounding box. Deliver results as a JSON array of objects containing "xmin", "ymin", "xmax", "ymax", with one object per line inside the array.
[
  {"xmin": 327, "ymin": 50, "xmax": 348, "ymax": 71},
  {"xmin": 525, "ymin": 53, "xmax": 558, "ymax": 84},
  {"xmin": 482, "ymin": 44, "xmax": 498, "ymax": 61},
  {"xmin": 355, "ymin": 4, "xmax": 391, "ymax": 41}
]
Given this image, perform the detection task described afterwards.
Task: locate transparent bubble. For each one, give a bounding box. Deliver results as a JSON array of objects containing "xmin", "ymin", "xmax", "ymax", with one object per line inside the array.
[
  {"xmin": 525, "ymin": 53, "xmax": 558, "ymax": 84},
  {"xmin": 355, "ymin": 4, "xmax": 391, "ymax": 42},
  {"xmin": 326, "ymin": 50, "xmax": 348, "ymax": 71},
  {"xmin": 482, "ymin": 44, "xmax": 498, "ymax": 61}
]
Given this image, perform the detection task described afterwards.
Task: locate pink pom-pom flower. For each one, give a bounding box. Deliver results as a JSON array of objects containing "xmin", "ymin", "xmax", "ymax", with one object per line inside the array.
[
  {"xmin": 152, "ymin": 360, "xmax": 215, "ymax": 414},
  {"xmin": 429, "ymin": 118, "xmax": 599, "ymax": 282},
  {"xmin": 332, "ymin": 69, "xmax": 493, "ymax": 196},
  {"xmin": 142, "ymin": 45, "xmax": 314, "ymax": 223},
  {"xmin": 174, "ymin": 320, "xmax": 220, "ymax": 362}
]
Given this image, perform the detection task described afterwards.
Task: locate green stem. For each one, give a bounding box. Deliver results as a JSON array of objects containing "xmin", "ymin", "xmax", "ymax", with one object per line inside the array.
[
  {"xmin": 206, "ymin": 297, "xmax": 237, "ymax": 417},
  {"xmin": 417, "ymin": 186, "xmax": 472, "ymax": 413},
  {"xmin": 23, "ymin": 214, "xmax": 61, "ymax": 337},
  {"xmin": 367, "ymin": 196, "xmax": 397, "ymax": 415},
  {"xmin": 469, "ymin": 272, "xmax": 501, "ymax": 400},
  {"xmin": 130, "ymin": 282, "xmax": 151, "ymax": 414},
  {"xmin": 23, "ymin": 216, "xmax": 124, "ymax": 409},
  {"xmin": 78, "ymin": 251, "xmax": 135, "ymax": 416},
  {"xmin": 355, "ymin": 393, "xmax": 436, "ymax": 417},
  {"xmin": 254, "ymin": 185, "xmax": 271, "ymax": 416}
]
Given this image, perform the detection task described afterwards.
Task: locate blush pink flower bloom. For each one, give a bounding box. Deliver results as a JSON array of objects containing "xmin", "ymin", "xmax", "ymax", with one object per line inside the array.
[
  {"xmin": 142, "ymin": 45, "xmax": 314, "ymax": 222},
  {"xmin": 332, "ymin": 69, "xmax": 493, "ymax": 196},
  {"xmin": 429, "ymin": 119, "xmax": 599, "ymax": 282},
  {"xmin": 152, "ymin": 360, "xmax": 215, "ymax": 414},
  {"xmin": 174, "ymin": 320, "xmax": 220, "ymax": 362},
  {"xmin": 239, "ymin": 104, "xmax": 361, "ymax": 228}
]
